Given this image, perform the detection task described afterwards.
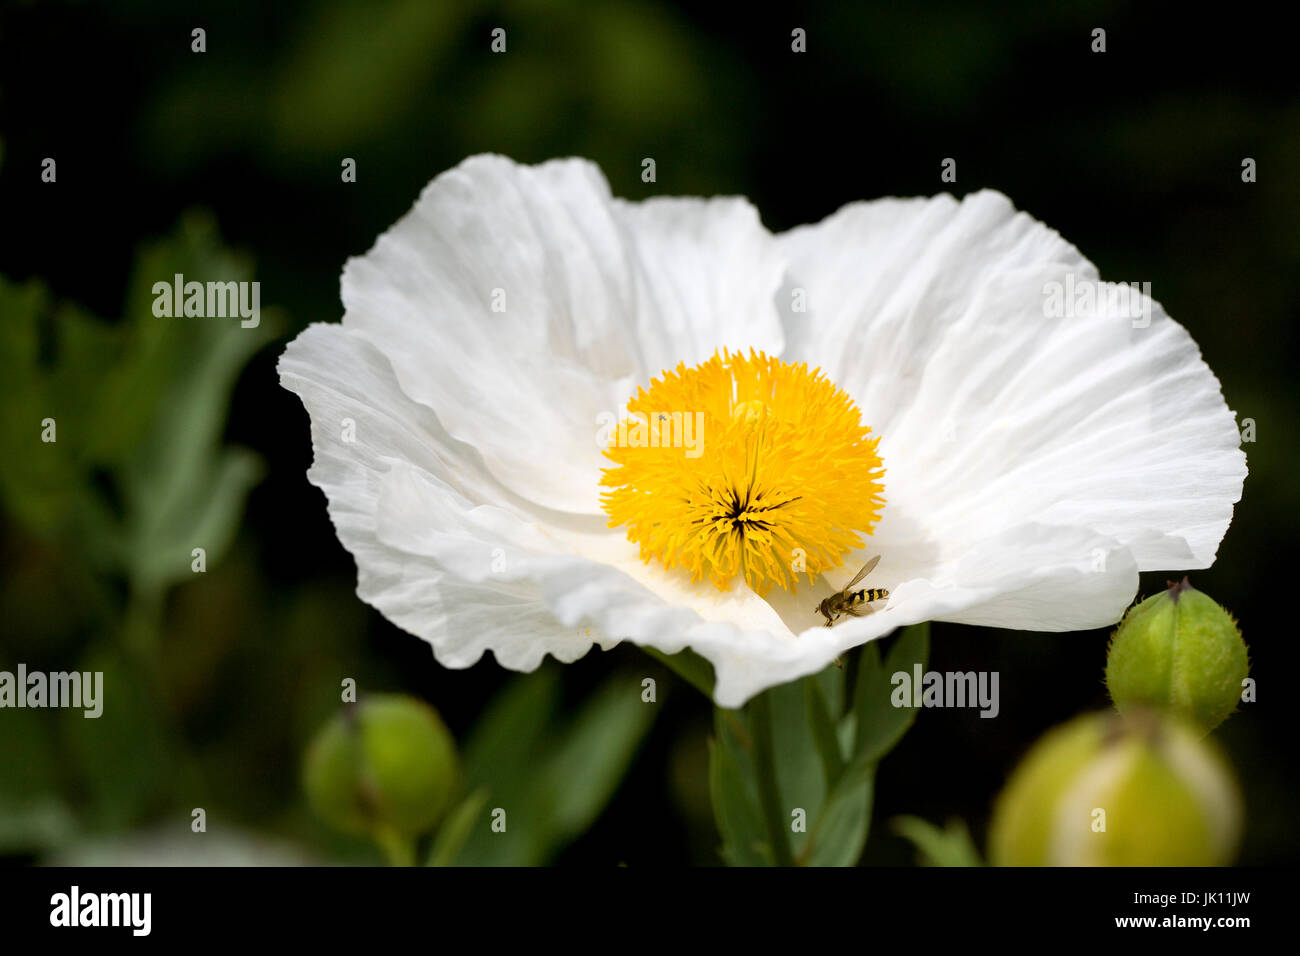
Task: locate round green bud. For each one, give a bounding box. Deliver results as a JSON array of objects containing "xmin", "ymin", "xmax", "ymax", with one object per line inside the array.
[
  {"xmin": 989, "ymin": 710, "xmax": 1240, "ymax": 867},
  {"xmin": 1106, "ymin": 579, "xmax": 1250, "ymax": 735},
  {"xmin": 303, "ymin": 694, "xmax": 459, "ymax": 838}
]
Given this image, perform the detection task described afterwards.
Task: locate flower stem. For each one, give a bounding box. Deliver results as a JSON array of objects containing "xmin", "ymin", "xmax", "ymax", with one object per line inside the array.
[{"xmin": 374, "ymin": 826, "xmax": 416, "ymax": 867}]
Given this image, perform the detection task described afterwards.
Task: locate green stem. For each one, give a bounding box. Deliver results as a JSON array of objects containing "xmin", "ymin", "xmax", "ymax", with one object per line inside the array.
[
  {"xmin": 748, "ymin": 692, "xmax": 795, "ymax": 867},
  {"xmin": 374, "ymin": 826, "xmax": 416, "ymax": 867}
]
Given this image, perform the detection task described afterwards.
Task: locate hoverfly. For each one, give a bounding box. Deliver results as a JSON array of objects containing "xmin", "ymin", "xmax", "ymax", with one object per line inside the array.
[{"xmin": 816, "ymin": 554, "xmax": 889, "ymax": 627}]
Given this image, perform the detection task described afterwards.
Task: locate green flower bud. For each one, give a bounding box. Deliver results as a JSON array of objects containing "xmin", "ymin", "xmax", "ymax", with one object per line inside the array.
[
  {"xmin": 1106, "ymin": 579, "xmax": 1249, "ymax": 735},
  {"xmin": 303, "ymin": 694, "xmax": 459, "ymax": 839},
  {"xmin": 989, "ymin": 711, "xmax": 1240, "ymax": 867}
]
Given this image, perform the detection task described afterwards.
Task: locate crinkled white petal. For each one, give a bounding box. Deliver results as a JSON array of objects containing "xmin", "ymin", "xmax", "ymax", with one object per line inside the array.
[
  {"xmin": 371, "ymin": 460, "xmax": 836, "ymax": 706},
  {"xmin": 277, "ymin": 323, "xmax": 609, "ymax": 670},
  {"xmin": 339, "ymin": 153, "xmax": 784, "ymax": 514},
  {"xmin": 780, "ymin": 191, "xmax": 1246, "ymax": 621},
  {"xmin": 283, "ymin": 164, "xmax": 1247, "ymax": 708},
  {"xmin": 280, "ymin": 322, "xmax": 805, "ymax": 701},
  {"xmin": 609, "ymin": 195, "xmax": 786, "ymax": 371}
]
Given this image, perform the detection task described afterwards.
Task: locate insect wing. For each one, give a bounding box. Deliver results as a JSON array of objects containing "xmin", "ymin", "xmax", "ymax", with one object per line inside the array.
[{"xmin": 843, "ymin": 554, "xmax": 881, "ymax": 591}]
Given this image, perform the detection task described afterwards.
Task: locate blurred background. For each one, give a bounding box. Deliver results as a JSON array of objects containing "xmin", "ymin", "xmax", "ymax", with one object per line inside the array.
[{"xmin": 1, "ymin": 0, "xmax": 1296, "ymax": 865}]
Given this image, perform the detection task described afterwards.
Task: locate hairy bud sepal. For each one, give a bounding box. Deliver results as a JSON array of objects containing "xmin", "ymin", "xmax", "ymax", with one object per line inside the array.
[
  {"xmin": 1106, "ymin": 579, "xmax": 1249, "ymax": 735},
  {"xmin": 303, "ymin": 694, "xmax": 459, "ymax": 844}
]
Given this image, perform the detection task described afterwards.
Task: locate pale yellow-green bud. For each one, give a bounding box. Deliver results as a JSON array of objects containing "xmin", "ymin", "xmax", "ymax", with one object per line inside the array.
[
  {"xmin": 1106, "ymin": 579, "xmax": 1249, "ymax": 735},
  {"xmin": 303, "ymin": 694, "xmax": 459, "ymax": 839},
  {"xmin": 989, "ymin": 711, "xmax": 1240, "ymax": 867}
]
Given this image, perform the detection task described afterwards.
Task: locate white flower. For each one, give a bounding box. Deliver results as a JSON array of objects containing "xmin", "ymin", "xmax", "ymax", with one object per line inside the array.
[{"xmin": 279, "ymin": 154, "xmax": 1246, "ymax": 707}]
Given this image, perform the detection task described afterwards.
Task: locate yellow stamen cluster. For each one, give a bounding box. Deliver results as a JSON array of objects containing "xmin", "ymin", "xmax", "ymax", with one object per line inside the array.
[{"xmin": 599, "ymin": 350, "xmax": 885, "ymax": 595}]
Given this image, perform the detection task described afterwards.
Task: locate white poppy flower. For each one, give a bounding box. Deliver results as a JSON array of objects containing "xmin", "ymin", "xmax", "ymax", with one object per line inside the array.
[{"xmin": 278, "ymin": 154, "xmax": 1246, "ymax": 708}]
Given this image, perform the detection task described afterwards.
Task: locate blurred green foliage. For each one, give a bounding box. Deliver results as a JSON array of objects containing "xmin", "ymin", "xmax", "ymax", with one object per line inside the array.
[
  {"xmin": 0, "ymin": 214, "xmax": 272, "ymax": 609},
  {"xmin": 0, "ymin": 215, "xmax": 274, "ymax": 853},
  {"xmin": 891, "ymin": 816, "xmax": 982, "ymax": 867},
  {"xmin": 298, "ymin": 673, "xmax": 660, "ymax": 866},
  {"xmin": 445, "ymin": 667, "xmax": 658, "ymax": 865}
]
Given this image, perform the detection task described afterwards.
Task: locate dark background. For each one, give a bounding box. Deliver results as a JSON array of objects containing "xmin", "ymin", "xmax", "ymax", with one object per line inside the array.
[{"xmin": 1, "ymin": 0, "xmax": 1296, "ymax": 865}]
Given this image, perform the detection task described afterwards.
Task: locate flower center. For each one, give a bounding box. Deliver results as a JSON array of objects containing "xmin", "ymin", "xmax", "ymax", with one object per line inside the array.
[{"xmin": 599, "ymin": 349, "xmax": 885, "ymax": 595}]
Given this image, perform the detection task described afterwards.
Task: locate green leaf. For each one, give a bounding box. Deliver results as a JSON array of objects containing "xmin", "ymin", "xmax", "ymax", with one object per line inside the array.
[
  {"xmin": 801, "ymin": 761, "xmax": 874, "ymax": 866},
  {"xmin": 790, "ymin": 626, "xmax": 930, "ymax": 867},
  {"xmin": 892, "ymin": 815, "xmax": 984, "ymax": 866},
  {"xmin": 707, "ymin": 663, "xmax": 876, "ymax": 867},
  {"xmin": 708, "ymin": 711, "xmax": 770, "ymax": 866},
  {"xmin": 642, "ymin": 646, "xmax": 714, "ymax": 697},
  {"xmin": 461, "ymin": 667, "xmax": 561, "ymax": 786},
  {"xmin": 705, "ymin": 628, "xmax": 928, "ymax": 867},
  {"xmin": 805, "ymin": 677, "xmax": 846, "ymax": 790},
  {"xmin": 110, "ymin": 212, "xmax": 277, "ymax": 597},
  {"xmin": 852, "ymin": 623, "xmax": 930, "ymax": 765},
  {"xmin": 533, "ymin": 677, "xmax": 658, "ymax": 841},
  {"xmin": 454, "ymin": 669, "xmax": 657, "ymax": 865},
  {"xmin": 747, "ymin": 691, "xmax": 796, "ymax": 866},
  {"xmin": 762, "ymin": 676, "xmax": 832, "ymax": 861},
  {"xmin": 426, "ymin": 788, "xmax": 489, "ymax": 867}
]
